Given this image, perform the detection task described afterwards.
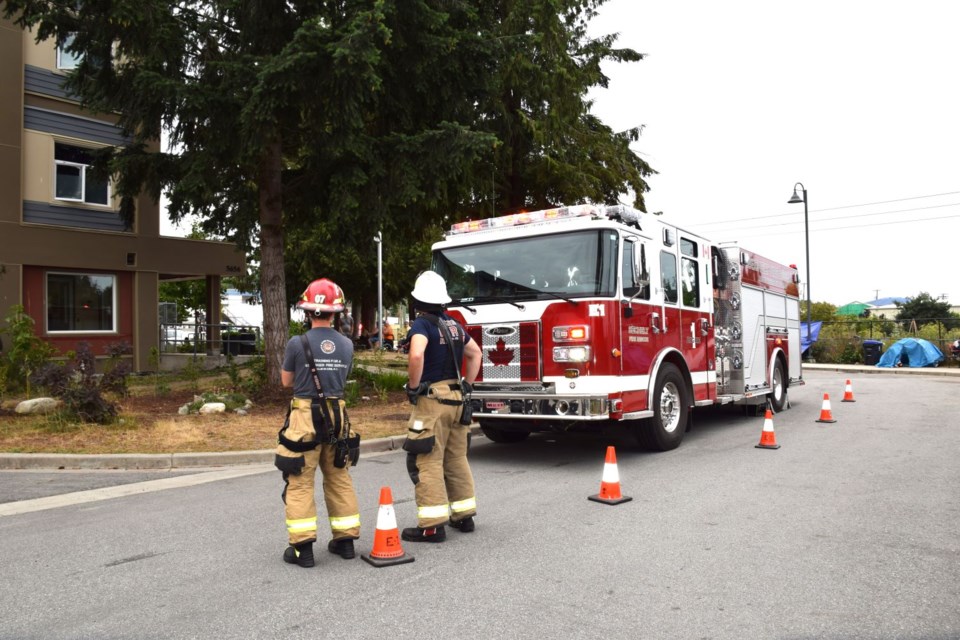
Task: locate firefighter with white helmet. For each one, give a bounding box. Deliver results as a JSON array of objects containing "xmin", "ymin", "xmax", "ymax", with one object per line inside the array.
[
  {"xmin": 401, "ymin": 270, "xmax": 482, "ymax": 542},
  {"xmin": 277, "ymin": 278, "xmax": 361, "ymax": 567}
]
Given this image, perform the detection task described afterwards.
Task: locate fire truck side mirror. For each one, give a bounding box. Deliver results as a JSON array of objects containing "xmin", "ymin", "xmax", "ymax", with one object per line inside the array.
[{"xmin": 622, "ymin": 302, "xmax": 634, "ymax": 319}]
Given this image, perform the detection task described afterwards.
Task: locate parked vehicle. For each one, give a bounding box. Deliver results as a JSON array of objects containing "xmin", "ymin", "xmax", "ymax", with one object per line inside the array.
[{"xmin": 431, "ymin": 203, "xmax": 804, "ymax": 450}]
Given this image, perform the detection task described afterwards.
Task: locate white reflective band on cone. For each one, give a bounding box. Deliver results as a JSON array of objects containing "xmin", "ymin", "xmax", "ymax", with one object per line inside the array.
[
  {"xmin": 601, "ymin": 463, "xmax": 620, "ymax": 483},
  {"xmin": 286, "ymin": 517, "xmax": 317, "ymax": 533},
  {"xmin": 329, "ymin": 514, "xmax": 360, "ymax": 530},
  {"xmin": 375, "ymin": 504, "xmax": 397, "ymax": 530},
  {"xmin": 417, "ymin": 504, "xmax": 451, "ymax": 519},
  {"xmin": 450, "ymin": 497, "xmax": 477, "ymax": 513}
]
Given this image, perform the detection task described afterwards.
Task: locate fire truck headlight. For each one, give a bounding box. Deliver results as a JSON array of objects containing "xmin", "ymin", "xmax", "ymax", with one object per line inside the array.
[{"xmin": 553, "ymin": 345, "xmax": 591, "ymax": 362}]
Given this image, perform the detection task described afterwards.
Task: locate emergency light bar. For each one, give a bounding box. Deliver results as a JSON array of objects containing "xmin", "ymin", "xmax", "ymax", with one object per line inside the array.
[
  {"xmin": 447, "ymin": 204, "xmax": 603, "ymax": 235},
  {"xmin": 447, "ymin": 203, "xmax": 645, "ymax": 235}
]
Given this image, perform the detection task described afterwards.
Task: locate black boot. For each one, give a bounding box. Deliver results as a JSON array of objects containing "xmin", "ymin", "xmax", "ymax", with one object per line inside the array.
[
  {"xmin": 328, "ymin": 538, "xmax": 356, "ymax": 559},
  {"xmin": 449, "ymin": 516, "xmax": 475, "ymax": 533},
  {"xmin": 283, "ymin": 542, "xmax": 315, "ymax": 568},
  {"xmin": 401, "ymin": 525, "xmax": 446, "ymax": 542}
]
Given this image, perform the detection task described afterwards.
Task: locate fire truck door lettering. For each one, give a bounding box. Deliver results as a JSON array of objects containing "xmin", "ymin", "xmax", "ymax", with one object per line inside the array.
[{"xmin": 588, "ymin": 304, "xmax": 605, "ymax": 317}]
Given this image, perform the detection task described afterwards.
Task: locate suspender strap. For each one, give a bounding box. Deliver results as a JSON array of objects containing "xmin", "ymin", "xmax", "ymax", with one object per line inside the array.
[
  {"xmin": 298, "ymin": 334, "xmax": 342, "ymax": 441},
  {"xmin": 299, "ymin": 334, "xmax": 325, "ymax": 396},
  {"xmin": 277, "ymin": 405, "xmax": 323, "ymax": 452}
]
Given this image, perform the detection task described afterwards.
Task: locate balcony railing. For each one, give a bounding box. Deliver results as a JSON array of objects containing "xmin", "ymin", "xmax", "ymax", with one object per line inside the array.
[{"xmin": 159, "ymin": 323, "xmax": 263, "ymax": 357}]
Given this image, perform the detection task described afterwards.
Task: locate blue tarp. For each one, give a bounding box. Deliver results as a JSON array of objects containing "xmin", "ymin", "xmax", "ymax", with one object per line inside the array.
[
  {"xmin": 876, "ymin": 338, "xmax": 944, "ymax": 368},
  {"xmin": 801, "ymin": 321, "xmax": 822, "ymax": 354}
]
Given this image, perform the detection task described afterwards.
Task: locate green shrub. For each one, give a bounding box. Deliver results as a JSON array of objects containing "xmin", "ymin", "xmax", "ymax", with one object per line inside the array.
[
  {"xmin": 0, "ymin": 304, "xmax": 57, "ymax": 396},
  {"xmin": 225, "ymin": 354, "xmax": 242, "ymax": 391},
  {"xmin": 148, "ymin": 347, "xmax": 170, "ymax": 396},
  {"xmin": 241, "ymin": 356, "xmax": 269, "ymax": 398},
  {"xmin": 182, "ymin": 357, "xmax": 202, "ymax": 393},
  {"xmin": 31, "ymin": 342, "xmax": 124, "ymax": 424},
  {"xmin": 101, "ymin": 341, "xmax": 133, "ymax": 396}
]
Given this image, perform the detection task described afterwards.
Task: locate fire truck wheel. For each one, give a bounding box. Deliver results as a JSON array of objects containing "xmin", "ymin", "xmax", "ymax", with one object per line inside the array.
[
  {"xmin": 769, "ymin": 358, "xmax": 787, "ymax": 412},
  {"xmin": 636, "ymin": 363, "xmax": 688, "ymax": 451},
  {"xmin": 479, "ymin": 421, "xmax": 530, "ymax": 443}
]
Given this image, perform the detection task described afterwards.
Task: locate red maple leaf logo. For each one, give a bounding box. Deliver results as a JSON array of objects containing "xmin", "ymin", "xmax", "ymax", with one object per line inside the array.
[{"xmin": 488, "ymin": 338, "xmax": 515, "ymax": 366}]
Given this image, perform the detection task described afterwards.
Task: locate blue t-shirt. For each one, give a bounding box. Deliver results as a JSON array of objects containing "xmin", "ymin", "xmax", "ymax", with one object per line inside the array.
[
  {"xmin": 282, "ymin": 327, "xmax": 354, "ymax": 398},
  {"xmin": 410, "ymin": 313, "xmax": 473, "ymax": 383}
]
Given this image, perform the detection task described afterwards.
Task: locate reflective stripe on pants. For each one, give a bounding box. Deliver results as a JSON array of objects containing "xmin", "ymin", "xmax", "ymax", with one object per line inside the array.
[
  {"xmin": 407, "ymin": 382, "xmax": 477, "ymax": 528},
  {"xmin": 281, "ymin": 402, "xmax": 361, "ymax": 545}
]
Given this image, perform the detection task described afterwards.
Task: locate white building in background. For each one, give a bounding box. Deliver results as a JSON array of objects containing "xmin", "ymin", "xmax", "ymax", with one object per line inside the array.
[{"xmin": 222, "ymin": 289, "xmax": 263, "ymax": 329}]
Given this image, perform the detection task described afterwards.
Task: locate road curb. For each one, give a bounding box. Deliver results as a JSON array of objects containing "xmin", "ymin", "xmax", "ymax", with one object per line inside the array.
[
  {"xmin": 0, "ymin": 427, "xmax": 480, "ymax": 470},
  {"xmin": 803, "ymin": 363, "xmax": 960, "ymax": 377}
]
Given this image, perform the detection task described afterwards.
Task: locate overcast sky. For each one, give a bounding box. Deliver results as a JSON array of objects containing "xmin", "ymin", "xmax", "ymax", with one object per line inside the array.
[
  {"xmin": 163, "ymin": 1, "xmax": 960, "ymax": 307},
  {"xmin": 588, "ymin": 0, "xmax": 960, "ymax": 306}
]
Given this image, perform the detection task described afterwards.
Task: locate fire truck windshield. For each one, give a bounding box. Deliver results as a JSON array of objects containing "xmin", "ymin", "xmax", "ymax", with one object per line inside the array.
[{"xmin": 434, "ymin": 230, "xmax": 617, "ymax": 304}]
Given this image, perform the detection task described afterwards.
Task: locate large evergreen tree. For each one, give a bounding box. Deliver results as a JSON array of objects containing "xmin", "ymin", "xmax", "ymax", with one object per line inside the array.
[
  {"xmin": 283, "ymin": 0, "xmax": 656, "ymax": 323},
  {"xmin": 468, "ymin": 0, "xmax": 655, "ymax": 216},
  {"xmin": 4, "ymin": 0, "xmax": 655, "ymax": 380},
  {"xmin": 3, "ymin": 0, "xmax": 489, "ymax": 383}
]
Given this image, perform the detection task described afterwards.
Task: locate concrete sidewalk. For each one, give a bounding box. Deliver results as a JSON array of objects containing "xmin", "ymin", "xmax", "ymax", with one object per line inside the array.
[{"xmin": 2, "ymin": 364, "xmax": 957, "ymax": 470}]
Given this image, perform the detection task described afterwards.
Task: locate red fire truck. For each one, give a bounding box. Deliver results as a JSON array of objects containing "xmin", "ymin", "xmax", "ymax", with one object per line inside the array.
[{"xmin": 432, "ymin": 203, "xmax": 804, "ymax": 451}]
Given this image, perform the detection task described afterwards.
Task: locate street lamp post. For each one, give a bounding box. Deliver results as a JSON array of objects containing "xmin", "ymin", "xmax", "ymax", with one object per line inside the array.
[
  {"xmin": 374, "ymin": 231, "xmax": 383, "ymax": 350},
  {"xmin": 787, "ymin": 183, "xmax": 811, "ymax": 331}
]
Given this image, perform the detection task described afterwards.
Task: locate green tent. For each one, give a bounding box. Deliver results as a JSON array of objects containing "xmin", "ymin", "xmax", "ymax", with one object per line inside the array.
[{"xmin": 837, "ymin": 302, "xmax": 870, "ymax": 316}]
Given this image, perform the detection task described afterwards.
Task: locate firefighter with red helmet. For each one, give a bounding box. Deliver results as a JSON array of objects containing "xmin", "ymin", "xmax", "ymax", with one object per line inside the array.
[
  {"xmin": 277, "ymin": 278, "xmax": 361, "ymax": 567},
  {"xmin": 401, "ymin": 271, "xmax": 482, "ymax": 542}
]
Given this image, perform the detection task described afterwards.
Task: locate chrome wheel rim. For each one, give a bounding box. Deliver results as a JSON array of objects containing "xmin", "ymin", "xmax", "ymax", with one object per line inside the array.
[
  {"xmin": 660, "ymin": 382, "xmax": 681, "ymax": 433},
  {"xmin": 773, "ymin": 365, "xmax": 784, "ymax": 404}
]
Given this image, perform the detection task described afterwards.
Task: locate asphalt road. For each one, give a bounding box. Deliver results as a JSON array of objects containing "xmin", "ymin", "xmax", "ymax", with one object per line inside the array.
[{"xmin": 1, "ymin": 369, "xmax": 957, "ymax": 639}]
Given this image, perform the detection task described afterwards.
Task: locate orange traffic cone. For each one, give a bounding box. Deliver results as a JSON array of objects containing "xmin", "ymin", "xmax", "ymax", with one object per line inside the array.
[
  {"xmin": 841, "ymin": 379, "xmax": 856, "ymax": 402},
  {"xmin": 362, "ymin": 486, "xmax": 415, "ymax": 568},
  {"xmin": 588, "ymin": 446, "xmax": 633, "ymax": 505},
  {"xmin": 816, "ymin": 393, "xmax": 837, "ymax": 423},
  {"xmin": 755, "ymin": 409, "xmax": 781, "ymax": 449}
]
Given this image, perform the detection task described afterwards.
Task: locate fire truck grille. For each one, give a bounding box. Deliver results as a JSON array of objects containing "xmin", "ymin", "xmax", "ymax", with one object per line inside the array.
[{"xmin": 466, "ymin": 322, "xmax": 540, "ymax": 382}]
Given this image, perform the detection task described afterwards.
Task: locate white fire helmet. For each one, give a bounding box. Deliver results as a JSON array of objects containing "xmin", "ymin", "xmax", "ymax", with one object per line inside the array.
[{"xmin": 410, "ymin": 270, "xmax": 451, "ymax": 305}]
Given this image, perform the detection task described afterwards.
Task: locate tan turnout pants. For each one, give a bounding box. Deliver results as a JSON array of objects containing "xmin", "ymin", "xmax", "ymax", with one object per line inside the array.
[
  {"xmin": 405, "ymin": 380, "xmax": 477, "ymax": 528},
  {"xmin": 278, "ymin": 398, "xmax": 360, "ymax": 546}
]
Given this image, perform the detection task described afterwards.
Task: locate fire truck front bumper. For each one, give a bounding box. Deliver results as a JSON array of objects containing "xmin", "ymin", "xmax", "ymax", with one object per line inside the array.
[{"xmin": 468, "ymin": 387, "xmax": 612, "ymax": 421}]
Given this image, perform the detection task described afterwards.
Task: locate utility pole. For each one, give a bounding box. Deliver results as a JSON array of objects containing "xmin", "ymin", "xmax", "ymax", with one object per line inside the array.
[{"xmin": 374, "ymin": 231, "xmax": 383, "ymax": 350}]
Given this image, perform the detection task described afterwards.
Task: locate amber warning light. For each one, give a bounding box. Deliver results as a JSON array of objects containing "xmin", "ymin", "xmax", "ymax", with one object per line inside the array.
[{"xmin": 553, "ymin": 326, "xmax": 588, "ymax": 341}]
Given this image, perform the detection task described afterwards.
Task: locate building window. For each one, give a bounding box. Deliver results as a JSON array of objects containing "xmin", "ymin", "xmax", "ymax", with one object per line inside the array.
[
  {"xmin": 56, "ymin": 33, "xmax": 83, "ymax": 70},
  {"xmin": 47, "ymin": 272, "xmax": 116, "ymax": 333},
  {"xmin": 55, "ymin": 143, "xmax": 110, "ymax": 206}
]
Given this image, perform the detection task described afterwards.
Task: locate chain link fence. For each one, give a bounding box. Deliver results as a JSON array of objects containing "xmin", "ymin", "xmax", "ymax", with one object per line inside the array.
[{"xmin": 807, "ymin": 318, "xmax": 960, "ymax": 366}]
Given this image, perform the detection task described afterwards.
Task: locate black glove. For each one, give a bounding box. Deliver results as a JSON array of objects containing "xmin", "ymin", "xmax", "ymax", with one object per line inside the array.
[{"xmin": 406, "ymin": 382, "xmax": 428, "ymax": 405}]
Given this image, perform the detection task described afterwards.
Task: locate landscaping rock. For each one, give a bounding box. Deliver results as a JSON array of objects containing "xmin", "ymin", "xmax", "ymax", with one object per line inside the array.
[
  {"xmin": 15, "ymin": 397, "xmax": 60, "ymax": 415},
  {"xmin": 178, "ymin": 405, "xmax": 190, "ymax": 415},
  {"xmin": 199, "ymin": 402, "xmax": 226, "ymax": 414}
]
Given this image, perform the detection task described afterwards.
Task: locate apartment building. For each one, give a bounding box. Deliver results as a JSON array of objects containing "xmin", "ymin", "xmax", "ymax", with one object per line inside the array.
[{"xmin": 0, "ymin": 17, "xmax": 245, "ymax": 371}]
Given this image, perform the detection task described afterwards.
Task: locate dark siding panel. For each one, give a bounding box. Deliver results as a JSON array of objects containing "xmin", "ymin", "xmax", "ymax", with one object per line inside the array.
[
  {"xmin": 23, "ymin": 65, "xmax": 73, "ymax": 100},
  {"xmin": 24, "ymin": 106, "xmax": 129, "ymax": 146},
  {"xmin": 23, "ymin": 200, "xmax": 127, "ymax": 232}
]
